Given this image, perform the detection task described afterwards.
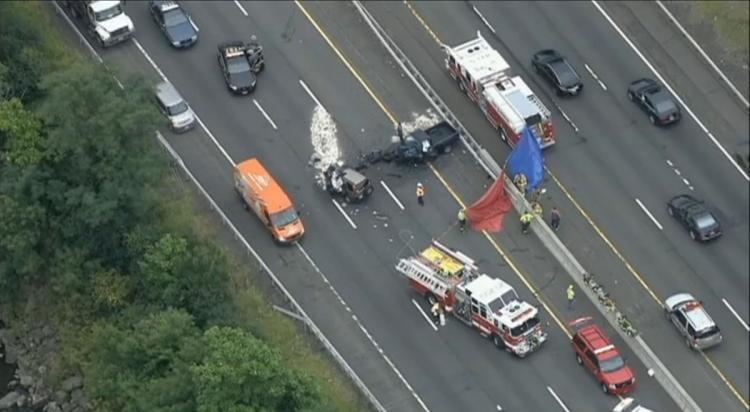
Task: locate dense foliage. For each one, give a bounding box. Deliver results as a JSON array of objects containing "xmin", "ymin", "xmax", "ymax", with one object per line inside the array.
[{"xmin": 0, "ymin": 2, "xmax": 320, "ymax": 411}]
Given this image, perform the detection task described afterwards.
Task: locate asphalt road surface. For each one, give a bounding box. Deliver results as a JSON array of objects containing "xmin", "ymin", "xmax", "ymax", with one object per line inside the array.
[
  {"xmin": 52, "ymin": 1, "xmax": 716, "ymax": 411},
  {"xmin": 359, "ymin": 1, "xmax": 748, "ymax": 410}
]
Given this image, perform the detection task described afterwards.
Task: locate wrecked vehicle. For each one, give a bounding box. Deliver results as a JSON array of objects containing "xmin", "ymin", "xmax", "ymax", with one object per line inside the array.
[
  {"xmin": 312, "ymin": 158, "xmax": 374, "ymax": 203},
  {"xmin": 365, "ymin": 121, "xmax": 460, "ymax": 165}
]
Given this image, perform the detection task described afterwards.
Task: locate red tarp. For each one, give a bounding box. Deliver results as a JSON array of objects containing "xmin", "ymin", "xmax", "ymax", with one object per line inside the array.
[{"xmin": 466, "ymin": 174, "xmax": 513, "ymax": 232}]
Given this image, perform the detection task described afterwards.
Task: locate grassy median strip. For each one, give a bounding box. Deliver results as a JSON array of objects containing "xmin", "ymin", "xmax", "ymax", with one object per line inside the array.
[{"xmin": 698, "ymin": 0, "xmax": 749, "ymax": 57}]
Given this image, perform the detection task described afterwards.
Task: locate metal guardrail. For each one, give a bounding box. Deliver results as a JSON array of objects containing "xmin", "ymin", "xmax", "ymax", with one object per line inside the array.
[
  {"xmin": 351, "ymin": 2, "xmax": 700, "ymax": 410},
  {"xmin": 50, "ymin": 3, "xmax": 385, "ymax": 411}
]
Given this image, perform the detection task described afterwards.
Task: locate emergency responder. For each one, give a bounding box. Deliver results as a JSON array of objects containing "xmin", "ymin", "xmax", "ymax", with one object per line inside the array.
[
  {"xmin": 431, "ymin": 301, "xmax": 441, "ymax": 325},
  {"xmin": 520, "ymin": 211, "xmax": 534, "ymax": 234},
  {"xmin": 567, "ymin": 284, "xmax": 576, "ymax": 309},
  {"xmin": 513, "ymin": 173, "xmax": 528, "ymax": 194},
  {"xmin": 550, "ymin": 207, "xmax": 561, "ymax": 231},
  {"xmin": 457, "ymin": 208, "xmax": 467, "ymax": 232},
  {"xmin": 416, "ymin": 182, "xmax": 425, "ymax": 206}
]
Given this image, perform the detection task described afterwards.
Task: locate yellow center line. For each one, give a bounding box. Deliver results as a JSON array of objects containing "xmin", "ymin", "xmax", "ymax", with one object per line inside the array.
[
  {"xmin": 295, "ymin": 0, "xmax": 572, "ymax": 341},
  {"xmin": 402, "ymin": 2, "xmax": 749, "ymax": 408}
]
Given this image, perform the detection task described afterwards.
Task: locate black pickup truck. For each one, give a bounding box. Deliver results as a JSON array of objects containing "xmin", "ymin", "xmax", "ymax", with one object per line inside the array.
[{"xmin": 366, "ymin": 121, "xmax": 459, "ymax": 165}]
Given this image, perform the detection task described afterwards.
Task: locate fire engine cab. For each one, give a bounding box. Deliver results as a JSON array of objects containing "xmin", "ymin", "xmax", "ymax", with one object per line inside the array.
[
  {"xmin": 396, "ymin": 240, "xmax": 548, "ymax": 357},
  {"xmin": 444, "ymin": 31, "xmax": 556, "ymax": 149}
]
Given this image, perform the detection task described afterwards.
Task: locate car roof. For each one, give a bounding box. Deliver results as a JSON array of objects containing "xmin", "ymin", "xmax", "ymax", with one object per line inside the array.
[
  {"xmin": 235, "ymin": 158, "xmax": 293, "ymax": 214},
  {"xmin": 578, "ymin": 324, "xmax": 617, "ymax": 356},
  {"xmin": 155, "ymin": 81, "xmax": 184, "ymax": 107},
  {"xmin": 666, "ymin": 294, "xmax": 716, "ymax": 330}
]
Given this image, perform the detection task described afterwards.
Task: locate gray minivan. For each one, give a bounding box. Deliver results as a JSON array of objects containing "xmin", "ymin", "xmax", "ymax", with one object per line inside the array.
[{"xmin": 155, "ymin": 81, "xmax": 195, "ymax": 133}]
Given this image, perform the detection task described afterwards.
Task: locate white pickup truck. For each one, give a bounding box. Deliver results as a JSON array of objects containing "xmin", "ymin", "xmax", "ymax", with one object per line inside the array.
[
  {"xmin": 63, "ymin": 0, "xmax": 134, "ymax": 47},
  {"xmin": 614, "ymin": 398, "xmax": 655, "ymax": 412}
]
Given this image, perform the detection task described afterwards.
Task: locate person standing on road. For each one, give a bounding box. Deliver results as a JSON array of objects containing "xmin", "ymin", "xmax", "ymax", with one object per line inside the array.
[
  {"xmin": 520, "ymin": 211, "xmax": 534, "ymax": 234},
  {"xmin": 550, "ymin": 207, "xmax": 561, "ymax": 231},
  {"xmin": 416, "ymin": 182, "xmax": 425, "ymax": 206},
  {"xmin": 457, "ymin": 208, "xmax": 467, "ymax": 232},
  {"xmin": 431, "ymin": 301, "xmax": 441, "ymax": 325},
  {"xmin": 567, "ymin": 284, "xmax": 576, "ymax": 309}
]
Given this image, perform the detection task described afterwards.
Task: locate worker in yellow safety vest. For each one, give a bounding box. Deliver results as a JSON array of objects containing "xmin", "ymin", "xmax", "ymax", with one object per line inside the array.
[
  {"xmin": 520, "ymin": 211, "xmax": 534, "ymax": 234},
  {"xmin": 567, "ymin": 284, "xmax": 576, "ymax": 309},
  {"xmin": 458, "ymin": 208, "xmax": 467, "ymax": 232}
]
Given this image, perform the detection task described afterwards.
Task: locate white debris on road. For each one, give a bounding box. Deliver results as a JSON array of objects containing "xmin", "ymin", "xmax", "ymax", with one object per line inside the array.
[
  {"xmin": 399, "ymin": 109, "xmax": 440, "ymax": 135},
  {"xmin": 310, "ymin": 105, "xmax": 342, "ymax": 171}
]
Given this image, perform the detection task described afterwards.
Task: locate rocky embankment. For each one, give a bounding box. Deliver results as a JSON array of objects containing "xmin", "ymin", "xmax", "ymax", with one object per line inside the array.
[{"xmin": 0, "ymin": 319, "xmax": 90, "ymax": 412}]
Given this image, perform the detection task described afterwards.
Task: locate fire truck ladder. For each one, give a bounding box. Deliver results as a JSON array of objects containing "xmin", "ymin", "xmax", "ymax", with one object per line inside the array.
[{"xmin": 395, "ymin": 257, "xmax": 451, "ymax": 301}]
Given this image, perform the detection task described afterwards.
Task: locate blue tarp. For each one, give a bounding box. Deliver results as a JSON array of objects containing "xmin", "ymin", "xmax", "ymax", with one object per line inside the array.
[{"xmin": 507, "ymin": 127, "xmax": 545, "ymax": 191}]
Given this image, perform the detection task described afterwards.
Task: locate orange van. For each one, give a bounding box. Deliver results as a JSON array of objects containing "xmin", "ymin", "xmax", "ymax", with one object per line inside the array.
[{"xmin": 234, "ymin": 158, "xmax": 305, "ymax": 244}]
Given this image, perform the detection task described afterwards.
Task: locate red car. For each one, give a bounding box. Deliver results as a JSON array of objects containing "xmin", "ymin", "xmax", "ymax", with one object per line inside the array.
[{"xmin": 571, "ymin": 318, "xmax": 636, "ymax": 395}]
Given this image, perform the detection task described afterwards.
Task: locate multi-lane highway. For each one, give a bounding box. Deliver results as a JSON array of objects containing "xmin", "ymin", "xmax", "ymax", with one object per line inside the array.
[
  {"xmin": 359, "ymin": 1, "xmax": 748, "ymax": 410},
  {"xmin": 53, "ymin": 1, "xmax": 747, "ymax": 411}
]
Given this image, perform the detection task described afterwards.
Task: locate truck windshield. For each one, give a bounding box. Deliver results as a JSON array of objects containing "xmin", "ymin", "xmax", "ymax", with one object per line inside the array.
[
  {"xmin": 270, "ymin": 208, "xmax": 299, "ymax": 228},
  {"xmin": 94, "ymin": 5, "xmax": 123, "ymax": 22},
  {"xmin": 509, "ymin": 316, "xmax": 540, "ymax": 337}
]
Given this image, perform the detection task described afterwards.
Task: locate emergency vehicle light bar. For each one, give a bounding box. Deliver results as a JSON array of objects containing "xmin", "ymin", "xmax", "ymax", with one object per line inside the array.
[{"xmin": 593, "ymin": 344, "xmax": 615, "ymax": 355}]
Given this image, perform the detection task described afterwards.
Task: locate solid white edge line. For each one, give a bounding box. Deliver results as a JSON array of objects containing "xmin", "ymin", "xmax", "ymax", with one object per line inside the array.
[
  {"xmin": 299, "ymin": 79, "xmax": 324, "ymax": 108},
  {"xmin": 471, "ymin": 5, "xmax": 497, "ymax": 34},
  {"xmin": 332, "ymin": 199, "xmax": 357, "ymax": 229},
  {"xmin": 233, "ymin": 0, "xmax": 249, "ymax": 17},
  {"xmin": 132, "ymin": 38, "xmax": 237, "ymax": 167},
  {"xmin": 546, "ymin": 387, "xmax": 571, "ymax": 412},
  {"xmin": 635, "ymin": 198, "xmax": 663, "ymax": 230},
  {"xmin": 722, "ymin": 298, "xmax": 750, "ymax": 332},
  {"xmin": 411, "ymin": 299, "xmax": 438, "ymax": 331},
  {"xmin": 252, "ymin": 99, "xmax": 278, "ymax": 130},
  {"xmin": 591, "ymin": 0, "xmax": 750, "ymax": 182},
  {"xmin": 654, "ymin": 0, "xmax": 749, "ymax": 108},
  {"xmin": 380, "ymin": 180, "xmax": 405, "ymax": 210},
  {"xmin": 295, "ymin": 248, "xmax": 430, "ymax": 412}
]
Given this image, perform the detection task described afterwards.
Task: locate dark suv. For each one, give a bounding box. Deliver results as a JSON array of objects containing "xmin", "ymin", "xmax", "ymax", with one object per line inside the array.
[
  {"xmin": 667, "ymin": 194, "xmax": 722, "ymax": 241},
  {"xmin": 627, "ymin": 78, "xmax": 680, "ymax": 125},
  {"xmin": 571, "ymin": 318, "xmax": 636, "ymax": 395}
]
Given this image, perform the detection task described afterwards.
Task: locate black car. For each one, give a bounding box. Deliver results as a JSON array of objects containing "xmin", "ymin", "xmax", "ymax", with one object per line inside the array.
[
  {"xmin": 149, "ymin": 0, "xmax": 198, "ymax": 48},
  {"xmin": 217, "ymin": 41, "xmax": 264, "ymax": 95},
  {"xmin": 667, "ymin": 194, "xmax": 722, "ymax": 241},
  {"xmin": 627, "ymin": 78, "xmax": 681, "ymax": 125},
  {"xmin": 532, "ymin": 49, "xmax": 583, "ymax": 96}
]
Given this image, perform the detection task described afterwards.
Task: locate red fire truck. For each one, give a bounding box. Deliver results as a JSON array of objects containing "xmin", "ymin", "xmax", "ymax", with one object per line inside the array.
[
  {"xmin": 396, "ymin": 240, "xmax": 548, "ymax": 357},
  {"xmin": 444, "ymin": 31, "xmax": 556, "ymax": 149}
]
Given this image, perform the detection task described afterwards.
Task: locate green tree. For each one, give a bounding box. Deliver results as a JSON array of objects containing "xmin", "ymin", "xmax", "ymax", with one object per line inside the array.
[
  {"xmin": 84, "ymin": 309, "xmax": 202, "ymax": 412},
  {"xmin": 0, "ymin": 2, "xmax": 78, "ymax": 102},
  {"xmin": 36, "ymin": 64, "xmax": 163, "ymax": 267},
  {"xmin": 136, "ymin": 233, "xmax": 231, "ymax": 327},
  {"xmin": 192, "ymin": 327, "xmax": 320, "ymax": 412}
]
